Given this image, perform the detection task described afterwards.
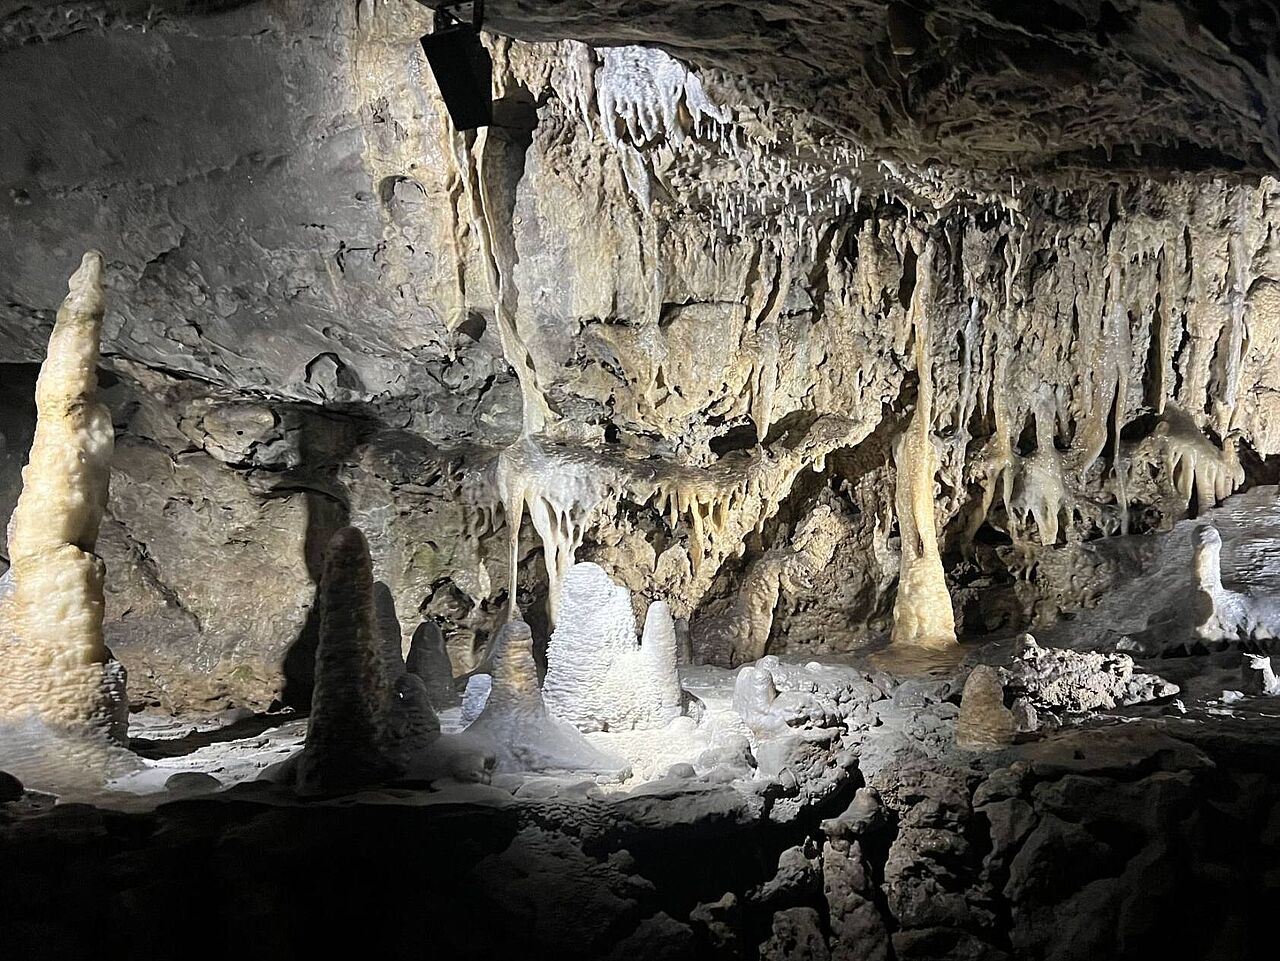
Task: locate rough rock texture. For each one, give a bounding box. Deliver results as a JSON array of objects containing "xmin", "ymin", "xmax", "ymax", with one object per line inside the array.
[
  {"xmin": 296, "ymin": 525, "xmax": 440, "ymax": 794},
  {"xmin": 463, "ymin": 618, "xmax": 628, "ymax": 774},
  {"xmin": 5, "ymin": 2, "xmax": 1280, "ymax": 705},
  {"xmin": 542, "ymin": 563, "xmax": 683, "ymax": 732},
  {"xmin": 956, "ymin": 665, "xmax": 1015, "ymax": 751},
  {"xmin": 296, "ymin": 527, "xmax": 397, "ymax": 794},
  {"xmin": 1003, "ymin": 634, "xmax": 1179, "ymax": 718},
  {"xmin": 0, "ymin": 251, "xmax": 126, "ymax": 740},
  {"xmin": 406, "ymin": 619, "xmax": 460, "ymax": 710}
]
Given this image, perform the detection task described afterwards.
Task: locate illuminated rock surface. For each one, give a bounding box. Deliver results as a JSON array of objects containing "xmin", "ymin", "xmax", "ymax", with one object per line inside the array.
[{"xmin": 2, "ymin": 1, "xmax": 1280, "ymax": 957}]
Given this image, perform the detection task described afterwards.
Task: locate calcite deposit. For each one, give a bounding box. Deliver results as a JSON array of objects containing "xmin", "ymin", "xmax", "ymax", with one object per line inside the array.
[
  {"xmin": 0, "ymin": 252, "xmax": 125, "ymax": 742},
  {"xmin": 542, "ymin": 562, "xmax": 683, "ymax": 732},
  {"xmin": 4, "ymin": 1, "xmax": 1280, "ymax": 957}
]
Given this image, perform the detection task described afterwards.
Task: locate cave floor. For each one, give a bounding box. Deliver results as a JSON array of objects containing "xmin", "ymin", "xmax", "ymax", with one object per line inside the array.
[{"xmin": 4, "ymin": 639, "xmax": 1280, "ymax": 960}]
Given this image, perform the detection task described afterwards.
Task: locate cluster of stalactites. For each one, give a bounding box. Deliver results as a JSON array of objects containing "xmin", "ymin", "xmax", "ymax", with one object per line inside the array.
[{"xmin": 0, "ymin": 251, "xmax": 127, "ymax": 742}]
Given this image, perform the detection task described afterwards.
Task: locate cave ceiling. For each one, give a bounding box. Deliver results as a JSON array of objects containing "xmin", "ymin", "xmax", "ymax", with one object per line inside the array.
[{"xmin": 6, "ymin": 0, "xmax": 1279, "ymax": 179}]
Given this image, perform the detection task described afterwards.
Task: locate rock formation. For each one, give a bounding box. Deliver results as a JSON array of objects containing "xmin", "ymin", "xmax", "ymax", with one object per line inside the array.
[
  {"xmin": 541, "ymin": 562, "xmax": 683, "ymax": 732},
  {"xmin": 1003, "ymin": 634, "xmax": 1178, "ymax": 720},
  {"xmin": 406, "ymin": 619, "xmax": 460, "ymax": 709},
  {"xmin": 955, "ymin": 665, "xmax": 1015, "ymax": 751},
  {"xmin": 890, "ymin": 240, "xmax": 957, "ymax": 649},
  {"xmin": 0, "ymin": 251, "xmax": 126, "ymax": 743},
  {"xmin": 463, "ymin": 619, "xmax": 627, "ymax": 774},
  {"xmin": 1242, "ymin": 654, "xmax": 1280, "ymax": 697},
  {"xmin": 297, "ymin": 526, "xmax": 439, "ymax": 794}
]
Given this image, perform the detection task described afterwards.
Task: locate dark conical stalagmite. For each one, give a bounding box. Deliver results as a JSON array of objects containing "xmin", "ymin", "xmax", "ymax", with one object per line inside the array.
[
  {"xmin": 406, "ymin": 619, "xmax": 460, "ymax": 709},
  {"xmin": 297, "ymin": 526, "xmax": 396, "ymax": 794}
]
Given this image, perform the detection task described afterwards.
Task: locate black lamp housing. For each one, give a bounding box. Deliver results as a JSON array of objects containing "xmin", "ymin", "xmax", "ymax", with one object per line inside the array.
[{"xmin": 418, "ymin": 2, "xmax": 493, "ymax": 130}]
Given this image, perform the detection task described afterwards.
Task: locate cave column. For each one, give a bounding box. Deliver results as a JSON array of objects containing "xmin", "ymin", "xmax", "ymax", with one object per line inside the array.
[{"xmin": 891, "ymin": 238, "xmax": 958, "ymax": 648}]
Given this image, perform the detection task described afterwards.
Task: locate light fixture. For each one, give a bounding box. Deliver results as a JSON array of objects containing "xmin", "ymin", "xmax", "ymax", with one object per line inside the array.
[{"xmin": 416, "ymin": 1, "xmax": 493, "ymax": 130}]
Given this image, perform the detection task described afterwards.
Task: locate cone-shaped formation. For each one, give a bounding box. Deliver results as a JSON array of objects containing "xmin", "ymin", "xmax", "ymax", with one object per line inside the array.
[
  {"xmin": 543, "ymin": 562, "xmax": 684, "ymax": 732},
  {"xmin": 956, "ymin": 665, "xmax": 1015, "ymax": 751},
  {"xmin": 891, "ymin": 241, "xmax": 957, "ymax": 648},
  {"xmin": 406, "ymin": 619, "xmax": 460, "ymax": 709},
  {"xmin": 465, "ymin": 620, "xmax": 628, "ymax": 775},
  {"xmin": 0, "ymin": 251, "xmax": 126, "ymax": 742},
  {"xmin": 298, "ymin": 527, "xmax": 397, "ymax": 794}
]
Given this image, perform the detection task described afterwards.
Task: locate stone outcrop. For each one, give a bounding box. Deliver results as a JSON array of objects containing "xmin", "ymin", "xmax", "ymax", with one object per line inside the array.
[
  {"xmin": 1002, "ymin": 634, "xmax": 1178, "ymax": 720},
  {"xmin": 297, "ymin": 526, "xmax": 439, "ymax": 794},
  {"xmin": 955, "ymin": 665, "xmax": 1015, "ymax": 751}
]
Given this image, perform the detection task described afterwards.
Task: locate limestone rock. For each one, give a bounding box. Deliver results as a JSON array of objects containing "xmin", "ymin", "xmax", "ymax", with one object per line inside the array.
[
  {"xmin": 758, "ymin": 907, "xmax": 830, "ymax": 961},
  {"xmin": 0, "ymin": 251, "xmax": 126, "ymax": 745},
  {"xmin": 406, "ymin": 619, "xmax": 460, "ymax": 709},
  {"xmin": 297, "ymin": 527, "xmax": 398, "ymax": 794},
  {"xmin": 463, "ymin": 620, "xmax": 628, "ymax": 775}
]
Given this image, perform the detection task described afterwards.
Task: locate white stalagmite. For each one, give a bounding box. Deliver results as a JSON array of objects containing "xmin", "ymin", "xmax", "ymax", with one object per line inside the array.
[
  {"xmin": 891, "ymin": 239, "xmax": 957, "ymax": 648},
  {"xmin": 463, "ymin": 619, "xmax": 628, "ymax": 774},
  {"xmin": 542, "ymin": 562, "xmax": 683, "ymax": 732},
  {"xmin": 0, "ymin": 251, "xmax": 127, "ymax": 741}
]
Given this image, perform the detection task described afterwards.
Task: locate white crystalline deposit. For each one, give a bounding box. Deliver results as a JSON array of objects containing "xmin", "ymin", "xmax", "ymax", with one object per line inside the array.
[
  {"xmin": 542, "ymin": 562, "xmax": 683, "ymax": 732},
  {"xmin": 495, "ymin": 437, "xmax": 622, "ymax": 623},
  {"xmin": 460, "ymin": 674, "xmax": 493, "ymax": 726},
  {"xmin": 595, "ymin": 46, "xmax": 728, "ymax": 151},
  {"xmin": 1191, "ymin": 524, "xmax": 1280, "ymax": 642},
  {"xmin": 464, "ymin": 619, "xmax": 628, "ymax": 774},
  {"xmin": 1241, "ymin": 654, "xmax": 1280, "ymax": 696},
  {"xmin": 0, "ymin": 251, "xmax": 127, "ymax": 744},
  {"xmin": 1158, "ymin": 406, "xmax": 1244, "ymax": 511},
  {"xmin": 1002, "ymin": 634, "xmax": 1178, "ymax": 717}
]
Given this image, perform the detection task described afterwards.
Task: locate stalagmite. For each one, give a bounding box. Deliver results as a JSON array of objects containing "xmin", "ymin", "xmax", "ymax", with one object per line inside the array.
[
  {"xmin": 406, "ymin": 619, "xmax": 460, "ymax": 709},
  {"xmin": 0, "ymin": 251, "xmax": 126, "ymax": 743},
  {"xmin": 891, "ymin": 239, "xmax": 957, "ymax": 648},
  {"xmin": 955, "ymin": 665, "xmax": 1015, "ymax": 751},
  {"xmin": 297, "ymin": 527, "xmax": 398, "ymax": 794},
  {"xmin": 1191, "ymin": 524, "xmax": 1280, "ymax": 642},
  {"xmin": 463, "ymin": 619, "xmax": 628, "ymax": 774},
  {"xmin": 542, "ymin": 562, "xmax": 683, "ymax": 732}
]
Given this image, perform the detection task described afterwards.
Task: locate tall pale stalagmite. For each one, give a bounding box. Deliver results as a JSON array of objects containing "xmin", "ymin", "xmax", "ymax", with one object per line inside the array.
[
  {"xmin": 297, "ymin": 526, "xmax": 396, "ymax": 793},
  {"xmin": 892, "ymin": 238, "xmax": 957, "ymax": 648},
  {"xmin": 0, "ymin": 251, "xmax": 126, "ymax": 740}
]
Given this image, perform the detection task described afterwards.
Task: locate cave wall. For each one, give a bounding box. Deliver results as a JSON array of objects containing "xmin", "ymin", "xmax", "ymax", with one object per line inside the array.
[{"xmin": 2, "ymin": 0, "xmax": 1279, "ymax": 709}]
